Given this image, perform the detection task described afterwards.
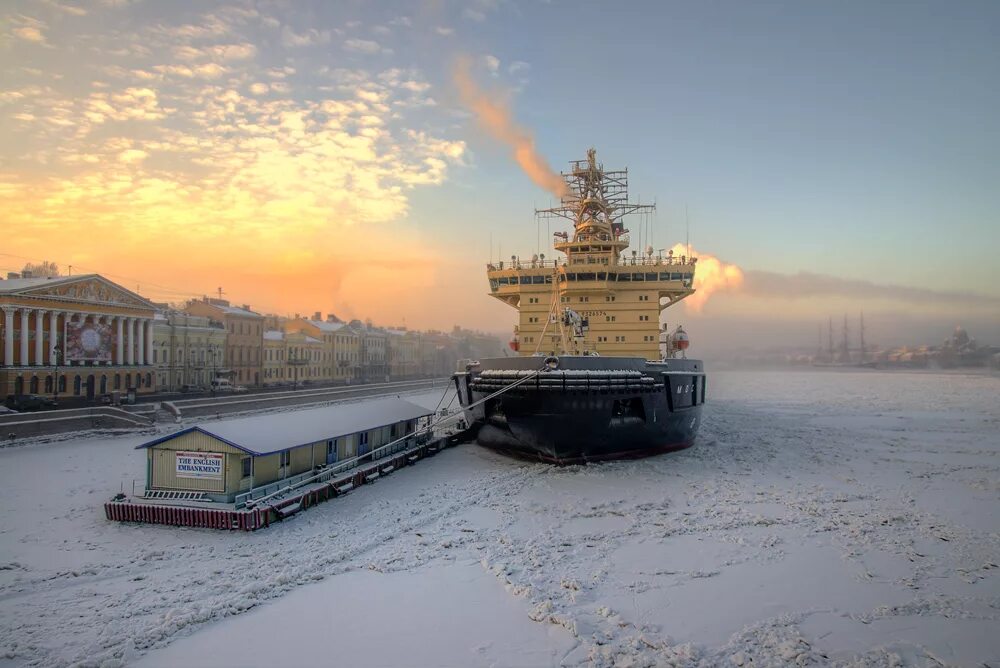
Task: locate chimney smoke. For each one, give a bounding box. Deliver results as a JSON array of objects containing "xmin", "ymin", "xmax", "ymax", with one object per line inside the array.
[{"xmin": 453, "ymin": 56, "xmax": 567, "ymax": 199}]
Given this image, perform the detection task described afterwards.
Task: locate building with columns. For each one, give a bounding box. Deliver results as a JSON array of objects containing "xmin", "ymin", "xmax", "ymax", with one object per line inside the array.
[{"xmin": 0, "ymin": 273, "xmax": 158, "ymax": 401}]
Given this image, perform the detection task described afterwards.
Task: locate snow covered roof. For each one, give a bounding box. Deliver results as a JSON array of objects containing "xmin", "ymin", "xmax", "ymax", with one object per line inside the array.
[
  {"xmin": 263, "ymin": 330, "xmax": 284, "ymax": 341},
  {"xmin": 307, "ymin": 319, "xmax": 347, "ymax": 332},
  {"xmin": 0, "ymin": 274, "xmax": 83, "ymax": 292},
  {"xmin": 136, "ymin": 397, "xmax": 432, "ymax": 456},
  {"xmin": 216, "ymin": 304, "xmax": 262, "ymax": 317}
]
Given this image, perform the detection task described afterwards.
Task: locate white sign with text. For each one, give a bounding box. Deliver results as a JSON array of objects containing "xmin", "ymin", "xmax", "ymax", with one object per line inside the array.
[{"xmin": 175, "ymin": 451, "xmax": 224, "ymax": 479}]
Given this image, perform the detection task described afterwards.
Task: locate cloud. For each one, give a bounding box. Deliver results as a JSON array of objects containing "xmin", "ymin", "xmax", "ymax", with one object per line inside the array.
[
  {"xmin": 462, "ymin": 0, "xmax": 500, "ymax": 22},
  {"xmin": 174, "ymin": 43, "xmax": 256, "ymax": 62},
  {"xmin": 508, "ymin": 60, "xmax": 529, "ymax": 75},
  {"xmin": 483, "ymin": 54, "xmax": 500, "ymax": 76},
  {"xmin": 435, "ymin": 26, "xmax": 454, "ymax": 36},
  {"xmin": 281, "ymin": 26, "xmax": 331, "ymax": 47},
  {"xmin": 40, "ymin": 0, "xmax": 87, "ymax": 16},
  {"xmin": 12, "ymin": 22, "xmax": 48, "ymax": 45},
  {"xmin": 248, "ymin": 82, "xmax": 269, "ymax": 95},
  {"xmin": 84, "ymin": 87, "xmax": 166, "ymax": 123},
  {"xmin": 344, "ymin": 38, "xmax": 382, "ymax": 54},
  {"xmin": 118, "ymin": 148, "xmax": 148, "ymax": 163},
  {"xmin": 152, "ymin": 63, "xmax": 228, "ymax": 79}
]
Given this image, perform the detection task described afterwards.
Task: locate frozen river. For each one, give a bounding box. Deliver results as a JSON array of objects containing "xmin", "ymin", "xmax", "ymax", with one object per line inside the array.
[{"xmin": 1, "ymin": 370, "xmax": 999, "ymax": 667}]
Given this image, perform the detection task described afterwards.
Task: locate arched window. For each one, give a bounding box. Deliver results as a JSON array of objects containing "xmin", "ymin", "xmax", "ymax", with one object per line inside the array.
[
  {"xmin": 59, "ymin": 375, "xmax": 66, "ymax": 392},
  {"xmin": 145, "ymin": 372, "xmax": 152, "ymax": 388},
  {"xmin": 100, "ymin": 375, "xmax": 107, "ymax": 394},
  {"xmin": 114, "ymin": 374, "xmax": 121, "ymax": 390},
  {"xmin": 73, "ymin": 375, "xmax": 81, "ymax": 395},
  {"xmin": 29, "ymin": 376, "xmax": 39, "ymax": 393},
  {"xmin": 44, "ymin": 376, "xmax": 53, "ymax": 393}
]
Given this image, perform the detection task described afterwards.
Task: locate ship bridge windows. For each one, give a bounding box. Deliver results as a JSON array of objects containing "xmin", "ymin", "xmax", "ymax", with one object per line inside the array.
[
  {"xmin": 530, "ymin": 275, "xmax": 546, "ymax": 285},
  {"xmin": 577, "ymin": 272, "xmax": 596, "ymax": 281},
  {"xmin": 616, "ymin": 273, "xmax": 631, "ymax": 282},
  {"xmin": 597, "ymin": 272, "xmax": 607, "ymax": 280},
  {"xmin": 631, "ymin": 273, "xmax": 645, "ymax": 281},
  {"xmin": 645, "ymin": 273, "xmax": 657, "ymax": 281},
  {"xmin": 490, "ymin": 279, "xmax": 499, "ymax": 291}
]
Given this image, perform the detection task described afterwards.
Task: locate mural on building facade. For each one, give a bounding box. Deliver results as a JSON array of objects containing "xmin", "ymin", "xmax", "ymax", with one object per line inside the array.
[{"xmin": 65, "ymin": 320, "xmax": 113, "ymax": 362}]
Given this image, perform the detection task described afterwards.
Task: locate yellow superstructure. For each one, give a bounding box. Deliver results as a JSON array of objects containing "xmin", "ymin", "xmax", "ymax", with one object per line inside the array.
[{"xmin": 487, "ymin": 149, "xmax": 697, "ymax": 360}]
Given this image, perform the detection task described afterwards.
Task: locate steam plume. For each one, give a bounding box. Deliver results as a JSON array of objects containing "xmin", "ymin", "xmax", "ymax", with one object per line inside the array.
[
  {"xmin": 671, "ymin": 243, "xmax": 744, "ymax": 312},
  {"xmin": 453, "ymin": 57, "xmax": 567, "ymax": 198}
]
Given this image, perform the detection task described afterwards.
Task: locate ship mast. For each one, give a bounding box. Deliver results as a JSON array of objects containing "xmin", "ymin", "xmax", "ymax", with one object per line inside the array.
[{"xmin": 536, "ymin": 148, "xmax": 655, "ymax": 263}]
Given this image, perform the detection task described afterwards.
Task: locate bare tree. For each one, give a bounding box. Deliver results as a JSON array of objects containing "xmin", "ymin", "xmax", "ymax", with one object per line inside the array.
[{"xmin": 22, "ymin": 260, "xmax": 60, "ymax": 277}]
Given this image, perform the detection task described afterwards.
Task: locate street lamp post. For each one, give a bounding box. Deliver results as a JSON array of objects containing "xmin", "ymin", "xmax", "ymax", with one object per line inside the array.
[{"xmin": 51, "ymin": 342, "xmax": 62, "ymax": 406}]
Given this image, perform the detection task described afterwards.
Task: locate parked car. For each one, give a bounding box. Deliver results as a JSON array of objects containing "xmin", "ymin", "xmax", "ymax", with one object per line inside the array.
[
  {"xmin": 0, "ymin": 405, "xmax": 18, "ymax": 414},
  {"xmin": 179, "ymin": 384, "xmax": 203, "ymax": 393},
  {"xmin": 5, "ymin": 394, "xmax": 57, "ymax": 411},
  {"xmin": 232, "ymin": 385, "xmax": 249, "ymax": 394}
]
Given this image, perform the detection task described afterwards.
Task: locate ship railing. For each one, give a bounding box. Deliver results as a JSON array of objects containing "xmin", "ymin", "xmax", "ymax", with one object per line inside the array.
[{"xmin": 486, "ymin": 255, "xmax": 696, "ymax": 271}]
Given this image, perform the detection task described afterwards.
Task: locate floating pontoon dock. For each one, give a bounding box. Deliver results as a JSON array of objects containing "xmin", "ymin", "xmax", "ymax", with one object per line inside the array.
[{"xmin": 105, "ymin": 397, "xmax": 469, "ymax": 531}]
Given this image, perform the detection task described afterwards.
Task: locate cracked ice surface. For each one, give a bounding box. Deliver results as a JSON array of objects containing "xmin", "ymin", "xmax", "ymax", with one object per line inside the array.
[{"xmin": 2, "ymin": 372, "xmax": 999, "ymax": 667}]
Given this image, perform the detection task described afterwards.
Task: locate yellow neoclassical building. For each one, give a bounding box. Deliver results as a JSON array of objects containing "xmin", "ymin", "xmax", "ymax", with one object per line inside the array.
[{"xmin": 0, "ymin": 273, "xmax": 158, "ymax": 401}]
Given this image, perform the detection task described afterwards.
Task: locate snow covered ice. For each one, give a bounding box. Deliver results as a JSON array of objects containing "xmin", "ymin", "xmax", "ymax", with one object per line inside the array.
[{"xmin": 1, "ymin": 371, "xmax": 999, "ymax": 667}]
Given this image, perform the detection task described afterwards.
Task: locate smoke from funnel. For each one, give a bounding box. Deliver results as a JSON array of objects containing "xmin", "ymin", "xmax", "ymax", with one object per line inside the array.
[
  {"xmin": 453, "ymin": 56, "xmax": 567, "ymax": 198},
  {"xmin": 671, "ymin": 243, "xmax": 744, "ymax": 312}
]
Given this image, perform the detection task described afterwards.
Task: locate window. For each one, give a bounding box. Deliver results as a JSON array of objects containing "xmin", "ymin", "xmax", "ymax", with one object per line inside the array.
[
  {"xmin": 280, "ymin": 451, "xmax": 290, "ymax": 467},
  {"xmin": 241, "ymin": 457, "xmax": 252, "ymax": 478},
  {"xmin": 73, "ymin": 375, "xmax": 81, "ymax": 395}
]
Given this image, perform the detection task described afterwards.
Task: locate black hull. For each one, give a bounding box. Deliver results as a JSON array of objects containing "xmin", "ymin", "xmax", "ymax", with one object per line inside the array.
[{"xmin": 454, "ymin": 356, "xmax": 706, "ymax": 465}]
